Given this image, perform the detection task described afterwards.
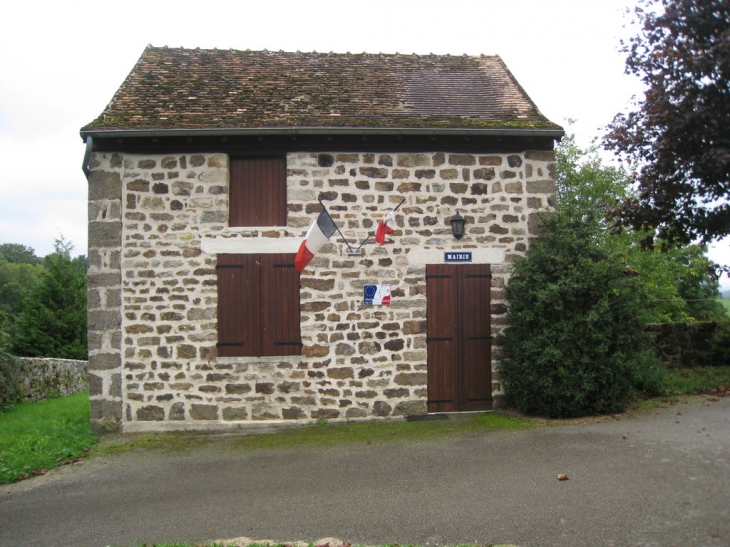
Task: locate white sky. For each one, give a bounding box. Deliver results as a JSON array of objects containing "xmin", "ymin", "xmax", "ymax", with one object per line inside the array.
[{"xmin": 0, "ymin": 0, "xmax": 728, "ymax": 288}]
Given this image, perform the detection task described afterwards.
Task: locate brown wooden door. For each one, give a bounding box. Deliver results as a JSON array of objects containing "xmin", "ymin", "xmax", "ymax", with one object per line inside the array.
[{"xmin": 426, "ymin": 264, "xmax": 492, "ymax": 412}]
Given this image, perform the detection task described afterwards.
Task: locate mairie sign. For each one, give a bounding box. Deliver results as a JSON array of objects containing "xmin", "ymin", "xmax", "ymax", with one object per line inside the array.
[{"xmin": 444, "ymin": 251, "xmax": 472, "ymax": 263}]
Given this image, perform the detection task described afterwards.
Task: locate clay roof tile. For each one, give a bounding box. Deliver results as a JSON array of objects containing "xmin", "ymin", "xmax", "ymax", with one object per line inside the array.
[{"xmin": 82, "ymin": 46, "xmax": 561, "ymax": 132}]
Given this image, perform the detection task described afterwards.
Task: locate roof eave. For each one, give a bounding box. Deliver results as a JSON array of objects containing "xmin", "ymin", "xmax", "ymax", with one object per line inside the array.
[{"xmin": 80, "ymin": 126, "xmax": 565, "ymax": 142}]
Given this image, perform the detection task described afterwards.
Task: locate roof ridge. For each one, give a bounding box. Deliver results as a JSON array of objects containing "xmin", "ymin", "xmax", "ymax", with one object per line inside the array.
[{"xmin": 142, "ymin": 44, "xmax": 501, "ymax": 59}]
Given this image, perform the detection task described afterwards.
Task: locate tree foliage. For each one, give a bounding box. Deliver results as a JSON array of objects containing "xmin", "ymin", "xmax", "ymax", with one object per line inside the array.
[
  {"xmin": 556, "ymin": 132, "xmax": 725, "ymax": 323},
  {"xmin": 0, "ymin": 249, "xmax": 44, "ymax": 346},
  {"xmin": 500, "ymin": 213, "xmax": 664, "ymax": 418},
  {"xmin": 0, "ymin": 244, "xmax": 43, "ymax": 265},
  {"xmin": 603, "ymin": 0, "xmax": 730, "ymax": 246},
  {"xmin": 6, "ymin": 238, "xmax": 87, "ymax": 360}
]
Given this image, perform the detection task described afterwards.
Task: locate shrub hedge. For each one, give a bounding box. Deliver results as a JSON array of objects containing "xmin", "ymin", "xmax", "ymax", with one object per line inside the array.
[{"xmin": 499, "ymin": 213, "xmax": 664, "ymax": 418}]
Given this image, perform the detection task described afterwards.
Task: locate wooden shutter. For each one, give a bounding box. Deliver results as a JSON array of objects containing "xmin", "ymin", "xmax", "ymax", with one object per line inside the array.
[
  {"xmin": 229, "ymin": 157, "xmax": 287, "ymax": 227},
  {"xmin": 217, "ymin": 253, "xmax": 300, "ymax": 357},
  {"xmin": 260, "ymin": 253, "xmax": 301, "ymax": 356},
  {"xmin": 216, "ymin": 254, "xmax": 260, "ymax": 357}
]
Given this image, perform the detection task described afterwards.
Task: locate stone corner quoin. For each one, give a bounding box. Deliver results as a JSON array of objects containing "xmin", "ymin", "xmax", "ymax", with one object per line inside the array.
[{"xmin": 85, "ymin": 149, "xmax": 557, "ymax": 432}]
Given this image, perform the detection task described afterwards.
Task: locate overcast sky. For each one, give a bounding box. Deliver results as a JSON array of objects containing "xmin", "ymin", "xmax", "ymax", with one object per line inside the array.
[{"xmin": 1, "ymin": 0, "xmax": 728, "ymax": 288}]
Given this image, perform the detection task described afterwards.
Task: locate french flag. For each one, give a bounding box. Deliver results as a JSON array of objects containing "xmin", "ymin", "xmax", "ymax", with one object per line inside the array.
[
  {"xmin": 375, "ymin": 210, "xmax": 396, "ymax": 245},
  {"xmin": 295, "ymin": 208, "xmax": 338, "ymax": 272}
]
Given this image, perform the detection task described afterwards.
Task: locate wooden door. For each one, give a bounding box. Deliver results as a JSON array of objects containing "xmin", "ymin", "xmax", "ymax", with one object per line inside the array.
[{"xmin": 426, "ymin": 264, "xmax": 492, "ymax": 412}]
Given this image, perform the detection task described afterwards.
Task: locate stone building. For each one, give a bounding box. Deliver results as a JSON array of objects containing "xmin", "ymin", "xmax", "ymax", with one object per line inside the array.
[{"xmin": 81, "ymin": 46, "xmax": 563, "ymax": 432}]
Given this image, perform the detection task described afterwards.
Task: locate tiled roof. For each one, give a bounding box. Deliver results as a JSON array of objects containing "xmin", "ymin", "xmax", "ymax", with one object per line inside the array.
[{"xmin": 82, "ymin": 46, "xmax": 561, "ymax": 133}]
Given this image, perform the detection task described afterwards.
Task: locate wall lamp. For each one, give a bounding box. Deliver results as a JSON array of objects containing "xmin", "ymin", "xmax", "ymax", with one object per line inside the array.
[{"xmin": 450, "ymin": 211, "xmax": 465, "ymax": 240}]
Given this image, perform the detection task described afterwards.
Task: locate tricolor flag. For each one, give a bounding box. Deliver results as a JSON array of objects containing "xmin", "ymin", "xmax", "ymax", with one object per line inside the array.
[
  {"xmin": 375, "ymin": 210, "xmax": 396, "ymax": 245},
  {"xmin": 295, "ymin": 208, "xmax": 338, "ymax": 272}
]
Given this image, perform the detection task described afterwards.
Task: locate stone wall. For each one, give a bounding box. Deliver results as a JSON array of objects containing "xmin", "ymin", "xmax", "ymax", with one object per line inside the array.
[
  {"xmin": 15, "ymin": 357, "xmax": 88, "ymax": 401},
  {"xmin": 647, "ymin": 321, "xmax": 730, "ymax": 368},
  {"xmin": 87, "ymin": 149, "xmax": 556, "ymax": 432}
]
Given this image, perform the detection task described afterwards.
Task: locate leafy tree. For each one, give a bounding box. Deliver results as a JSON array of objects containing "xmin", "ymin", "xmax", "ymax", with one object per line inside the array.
[
  {"xmin": 603, "ymin": 0, "xmax": 730, "ymax": 246},
  {"xmin": 500, "ymin": 213, "xmax": 664, "ymax": 418},
  {"xmin": 556, "ymin": 132, "xmax": 725, "ymax": 323},
  {"xmin": 556, "ymin": 132, "xmax": 632, "ymax": 220},
  {"xmin": 673, "ymin": 245, "xmax": 727, "ymax": 320},
  {"xmin": 0, "ymin": 244, "xmax": 43, "ymax": 265},
  {"xmin": 7, "ymin": 238, "xmax": 87, "ymax": 360}
]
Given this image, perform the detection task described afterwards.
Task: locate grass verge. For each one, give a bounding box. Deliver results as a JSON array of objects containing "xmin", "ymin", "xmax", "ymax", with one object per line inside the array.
[
  {"xmin": 93, "ymin": 412, "xmax": 536, "ymax": 459},
  {"xmin": 719, "ymin": 298, "xmax": 730, "ymax": 315},
  {"xmin": 662, "ymin": 366, "xmax": 730, "ymax": 395},
  {"xmin": 0, "ymin": 392, "xmax": 97, "ymax": 483}
]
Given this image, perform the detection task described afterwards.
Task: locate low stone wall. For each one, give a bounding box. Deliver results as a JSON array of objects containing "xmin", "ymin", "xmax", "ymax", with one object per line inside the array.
[
  {"xmin": 646, "ymin": 322, "xmax": 728, "ymax": 368},
  {"xmin": 15, "ymin": 357, "xmax": 88, "ymax": 401}
]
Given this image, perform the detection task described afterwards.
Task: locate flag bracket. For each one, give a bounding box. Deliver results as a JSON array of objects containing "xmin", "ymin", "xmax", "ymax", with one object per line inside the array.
[{"xmin": 347, "ymin": 248, "xmax": 363, "ymax": 256}]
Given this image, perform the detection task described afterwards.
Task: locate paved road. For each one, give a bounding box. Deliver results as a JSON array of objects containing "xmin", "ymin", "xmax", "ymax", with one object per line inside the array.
[{"xmin": 2, "ymin": 397, "xmax": 729, "ymax": 547}]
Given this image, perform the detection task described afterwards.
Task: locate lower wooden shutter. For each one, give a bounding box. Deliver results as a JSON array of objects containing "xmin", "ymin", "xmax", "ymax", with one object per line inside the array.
[
  {"xmin": 217, "ymin": 253, "xmax": 300, "ymax": 357},
  {"xmin": 260, "ymin": 253, "xmax": 301, "ymax": 356}
]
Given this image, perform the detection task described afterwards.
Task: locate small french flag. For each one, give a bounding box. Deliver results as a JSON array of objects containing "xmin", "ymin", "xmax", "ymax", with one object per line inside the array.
[
  {"xmin": 375, "ymin": 210, "xmax": 396, "ymax": 245},
  {"xmin": 295, "ymin": 208, "xmax": 338, "ymax": 272}
]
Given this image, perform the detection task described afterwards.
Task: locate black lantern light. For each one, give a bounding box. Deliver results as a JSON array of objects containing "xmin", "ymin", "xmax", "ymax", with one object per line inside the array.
[{"xmin": 450, "ymin": 211, "xmax": 465, "ymax": 239}]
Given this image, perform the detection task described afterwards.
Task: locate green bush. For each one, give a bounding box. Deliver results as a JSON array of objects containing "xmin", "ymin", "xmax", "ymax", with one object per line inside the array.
[
  {"xmin": 500, "ymin": 213, "xmax": 663, "ymax": 418},
  {"xmin": 0, "ymin": 352, "xmax": 23, "ymax": 412}
]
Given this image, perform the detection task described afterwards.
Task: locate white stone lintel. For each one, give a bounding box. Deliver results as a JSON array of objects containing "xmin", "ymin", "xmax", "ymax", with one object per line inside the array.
[{"xmin": 202, "ymin": 237, "xmax": 301, "ymax": 254}]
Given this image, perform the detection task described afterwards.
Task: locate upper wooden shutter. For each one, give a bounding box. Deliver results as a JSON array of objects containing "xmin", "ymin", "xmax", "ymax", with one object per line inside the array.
[{"xmin": 229, "ymin": 157, "xmax": 287, "ymax": 227}]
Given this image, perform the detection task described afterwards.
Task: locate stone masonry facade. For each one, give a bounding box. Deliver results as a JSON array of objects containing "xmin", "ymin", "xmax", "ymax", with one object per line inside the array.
[{"xmin": 87, "ymin": 149, "xmax": 556, "ymax": 432}]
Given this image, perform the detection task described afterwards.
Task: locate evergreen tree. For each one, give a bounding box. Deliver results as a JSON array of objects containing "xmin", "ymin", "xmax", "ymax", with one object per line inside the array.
[
  {"xmin": 7, "ymin": 238, "xmax": 87, "ymax": 360},
  {"xmin": 0, "ymin": 249, "xmax": 44, "ymax": 348}
]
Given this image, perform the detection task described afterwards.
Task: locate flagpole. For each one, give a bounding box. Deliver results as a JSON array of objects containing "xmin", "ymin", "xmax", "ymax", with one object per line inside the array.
[
  {"xmin": 318, "ymin": 199, "xmax": 353, "ymax": 251},
  {"xmin": 355, "ymin": 232, "xmax": 373, "ymax": 252}
]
